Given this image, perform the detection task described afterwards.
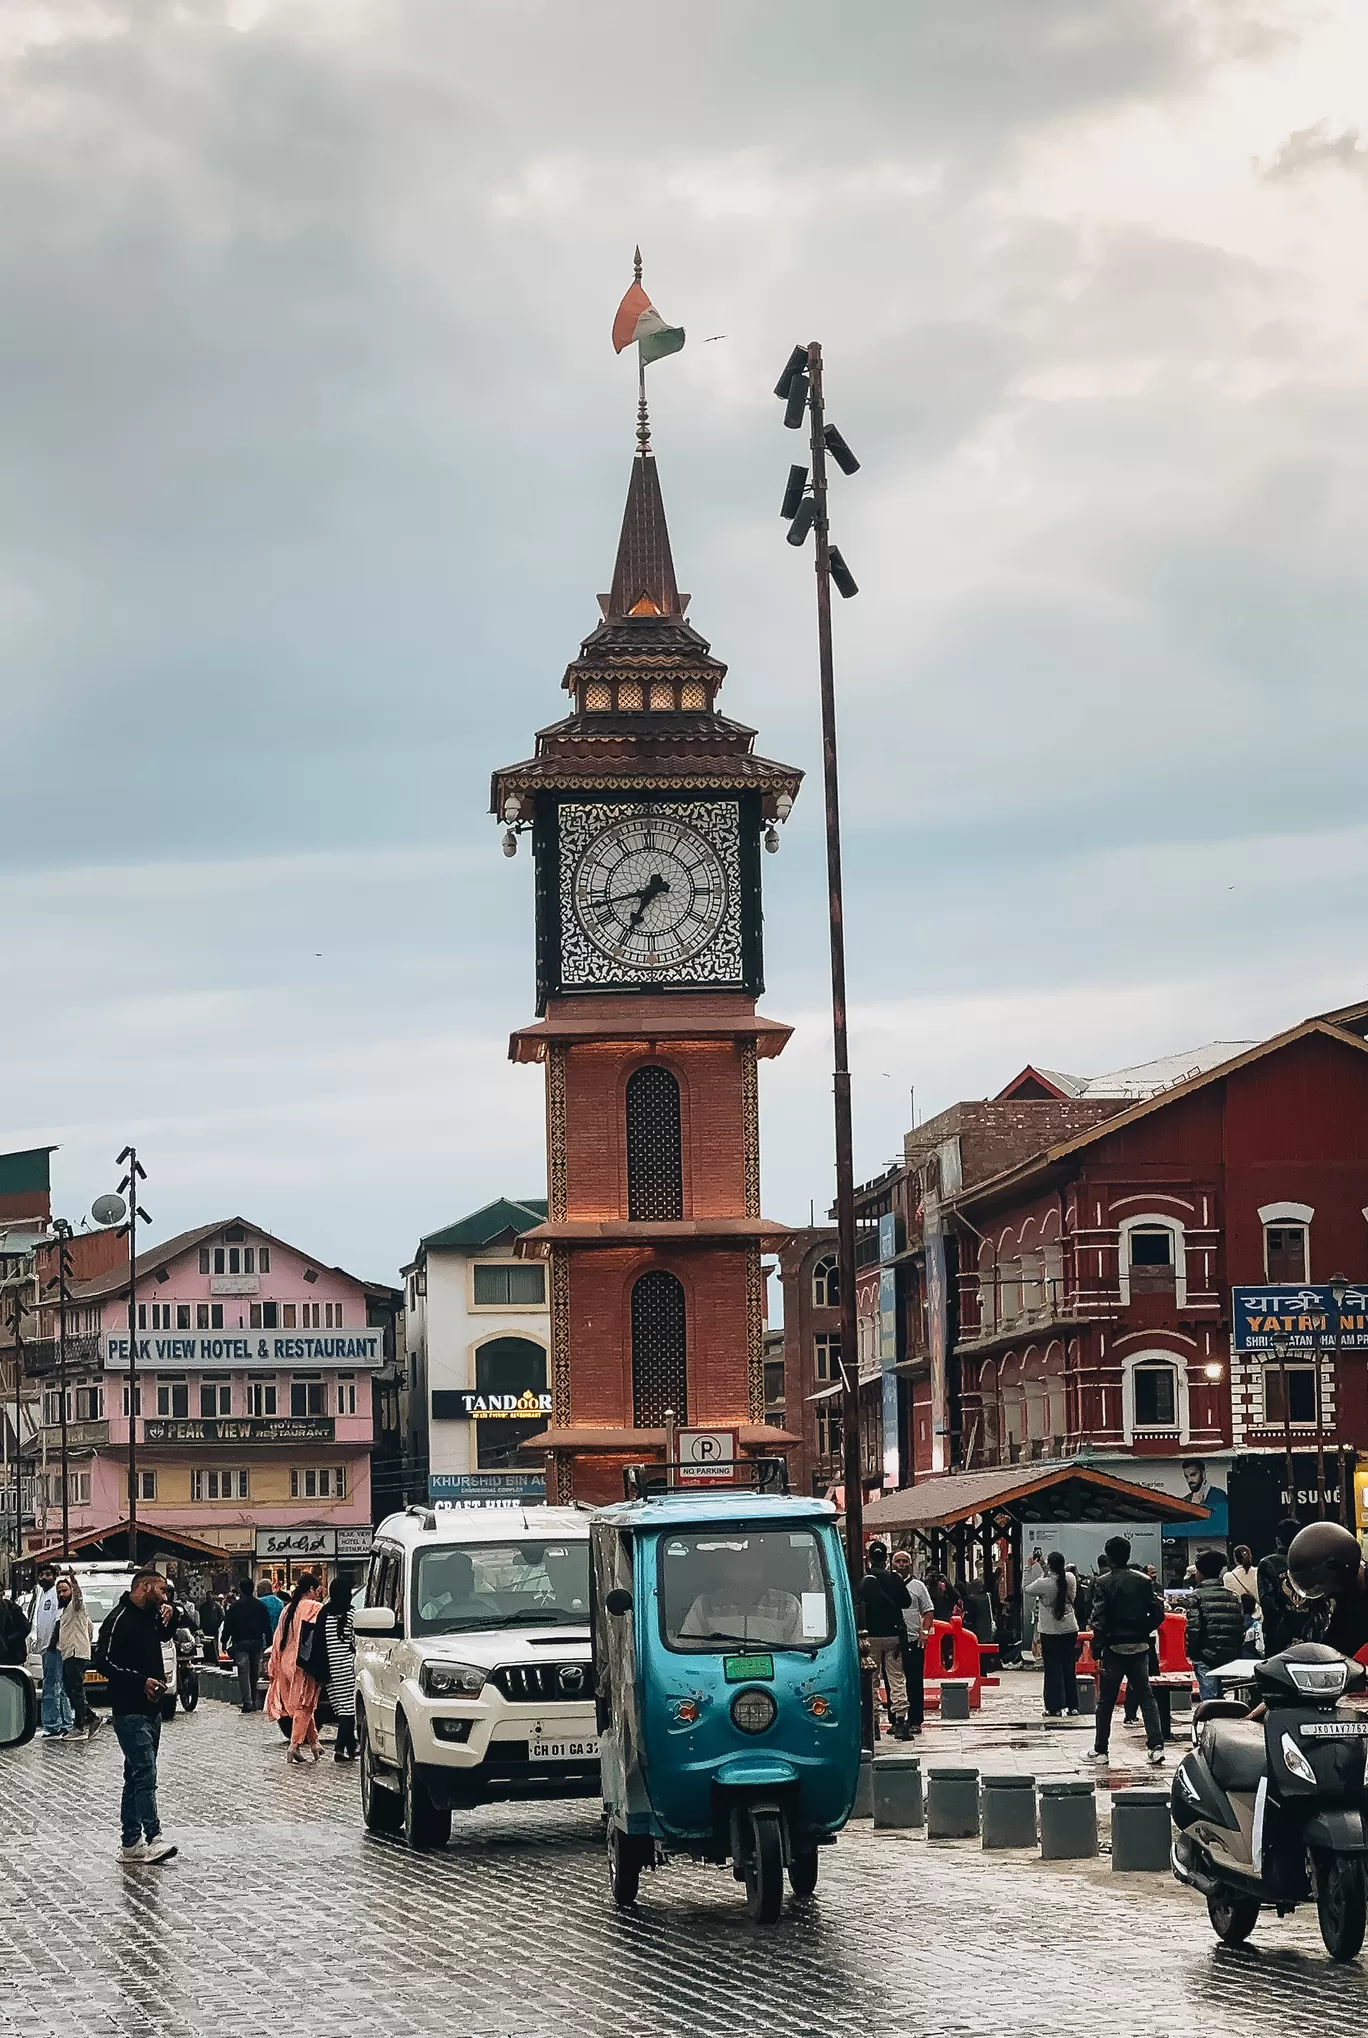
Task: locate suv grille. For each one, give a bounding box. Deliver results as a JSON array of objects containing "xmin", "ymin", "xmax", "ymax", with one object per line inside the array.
[{"xmin": 491, "ymin": 1661, "xmax": 594, "ymax": 1705}]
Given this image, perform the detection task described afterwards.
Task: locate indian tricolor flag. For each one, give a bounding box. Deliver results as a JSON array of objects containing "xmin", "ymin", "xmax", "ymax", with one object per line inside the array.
[{"xmin": 612, "ymin": 271, "xmax": 685, "ymax": 364}]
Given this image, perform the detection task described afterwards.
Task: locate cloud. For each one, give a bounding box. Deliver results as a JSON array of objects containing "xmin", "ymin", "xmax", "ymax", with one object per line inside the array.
[{"xmin": 1264, "ymin": 120, "xmax": 1368, "ymax": 180}]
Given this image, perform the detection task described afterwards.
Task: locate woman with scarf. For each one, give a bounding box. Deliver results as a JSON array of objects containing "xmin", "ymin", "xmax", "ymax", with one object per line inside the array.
[{"xmin": 265, "ymin": 1572, "xmax": 324, "ymax": 1763}]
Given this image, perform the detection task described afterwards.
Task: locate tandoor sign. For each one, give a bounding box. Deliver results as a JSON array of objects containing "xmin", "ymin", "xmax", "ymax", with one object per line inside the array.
[
  {"xmin": 452, "ymin": 1391, "xmax": 552, "ymax": 1422},
  {"xmin": 142, "ymin": 1417, "xmax": 336, "ymax": 1445},
  {"xmin": 1232, "ymin": 1285, "xmax": 1368, "ymax": 1354}
]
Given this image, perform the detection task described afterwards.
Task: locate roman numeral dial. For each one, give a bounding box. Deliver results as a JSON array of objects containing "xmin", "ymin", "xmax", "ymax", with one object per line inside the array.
[{"xmin": 572, "ymin": 813, "xmax": 729, "ymax": 970}]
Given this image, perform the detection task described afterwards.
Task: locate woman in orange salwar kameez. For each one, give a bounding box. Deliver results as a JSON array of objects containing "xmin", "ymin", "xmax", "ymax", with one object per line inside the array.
[{"xmin": 266, "ymin": 1572, "xmax": 324, "ymax": 1762}]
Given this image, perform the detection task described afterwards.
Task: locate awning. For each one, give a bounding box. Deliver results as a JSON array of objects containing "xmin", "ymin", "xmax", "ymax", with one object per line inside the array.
[
  {"xmin": 860, "ymin": 1460, "xmax": 1211, "ymax": 1534},
  {"xmin": 23, "ymin": 1518, "xmax": 234, "ymax": 1568},
  {"xmin": 806, "ymin": 1382, "xmax": 843, "ymax": 1403}
]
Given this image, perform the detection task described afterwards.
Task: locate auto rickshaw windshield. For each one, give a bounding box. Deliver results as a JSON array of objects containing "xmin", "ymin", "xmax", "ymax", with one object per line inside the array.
[{"xmin": 658, "ymin": 1527, "xmax": 834, "ymax": 1653}]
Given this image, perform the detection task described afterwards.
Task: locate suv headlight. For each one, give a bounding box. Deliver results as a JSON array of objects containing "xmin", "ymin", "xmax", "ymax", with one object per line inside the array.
[{"xmin": 419, "ymin": 1661, "xmax": 487, "ymax": 1699}]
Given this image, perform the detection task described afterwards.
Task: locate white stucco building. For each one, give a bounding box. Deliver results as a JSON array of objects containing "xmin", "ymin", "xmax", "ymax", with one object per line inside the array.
[{"xmin": 402, "ymin": 1198, "xmax": 549, "ymax": 1504}]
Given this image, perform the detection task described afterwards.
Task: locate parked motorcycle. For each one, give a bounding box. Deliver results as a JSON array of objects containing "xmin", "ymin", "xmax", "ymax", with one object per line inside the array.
[
  {"xmin": 1171, "ymin": 1642, "xmax": 1368, "ymax": 1961},
  {"xmin": 159, "ymin": 1617, "xmax": 201, "ymax": 1720}
]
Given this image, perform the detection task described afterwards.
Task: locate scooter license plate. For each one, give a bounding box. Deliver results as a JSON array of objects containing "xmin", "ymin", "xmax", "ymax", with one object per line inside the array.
[
  {"xmin": 528, "ymin": 1734, "xmax": 599, "ymax": 1762},
  {"xmin": 1301, "ymin": 1720, "xmax": 1368, "ymax": 1738}
]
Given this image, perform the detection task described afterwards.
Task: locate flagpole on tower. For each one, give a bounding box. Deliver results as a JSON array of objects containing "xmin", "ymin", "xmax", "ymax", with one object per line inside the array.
[{"xmin": 634, "ymin": 247, "xmax": 650, "ymax": 454}]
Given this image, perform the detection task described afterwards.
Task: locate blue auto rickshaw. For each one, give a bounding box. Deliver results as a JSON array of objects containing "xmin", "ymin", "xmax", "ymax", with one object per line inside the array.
[{"xmin": 590, "ymin": 1473, "xmax": 862, "ymax": 1922}]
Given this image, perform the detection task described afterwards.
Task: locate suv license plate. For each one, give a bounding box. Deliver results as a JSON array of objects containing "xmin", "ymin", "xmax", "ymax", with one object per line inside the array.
[{"xmin": 529, "ymin": 1735, "xmax": 599, "ymax": 1763}]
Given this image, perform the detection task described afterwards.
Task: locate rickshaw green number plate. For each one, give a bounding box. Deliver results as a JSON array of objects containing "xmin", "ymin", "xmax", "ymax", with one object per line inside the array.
[{"xmin": 724, "ymin": 1653, "xmax": 775, "ymax": 1683}]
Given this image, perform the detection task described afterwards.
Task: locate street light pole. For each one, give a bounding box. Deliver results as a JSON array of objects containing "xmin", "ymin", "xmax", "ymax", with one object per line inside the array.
[
  {"xmin": 1272, "ymin": 1333, "xmax": 1295, "ymax": 1518},
  {"xmin": 1329, "ymin": 1273, "xmax": 1350, "ymax": 1526},
  {"xmin": 5, "ymin": 1283, "xmax": 25, "ymax": 1570},
  {"xmin": 54, "ymin": 1222, "xmax": 72, "ymax": 1560},
  {"xmin": 115, "ymin": 1148, "xmax": 148, "ymax": 1568}
]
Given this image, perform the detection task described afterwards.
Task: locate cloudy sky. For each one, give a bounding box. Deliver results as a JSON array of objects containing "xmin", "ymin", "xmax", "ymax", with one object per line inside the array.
[{"xmin": 4, "ymin": 0, "xmax": 1367, "ymax": 1282}]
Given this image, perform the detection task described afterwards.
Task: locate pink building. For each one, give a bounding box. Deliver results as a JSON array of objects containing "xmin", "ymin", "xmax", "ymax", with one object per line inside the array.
[{"xmin": 27, "ymin": 1216, "xmax": 395, "ymax": 1583}]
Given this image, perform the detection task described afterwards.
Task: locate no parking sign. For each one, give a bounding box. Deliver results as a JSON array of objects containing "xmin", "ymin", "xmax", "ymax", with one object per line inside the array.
[{"xmin": 675, "ymin": 1428, "xmax": 738, "ymax": 1484}]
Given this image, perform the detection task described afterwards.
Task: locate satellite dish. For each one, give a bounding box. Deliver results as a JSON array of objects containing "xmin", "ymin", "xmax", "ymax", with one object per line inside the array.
[{"xmin": 91, "ymin": 1193, "xmax": 127, "ymax": 1227}]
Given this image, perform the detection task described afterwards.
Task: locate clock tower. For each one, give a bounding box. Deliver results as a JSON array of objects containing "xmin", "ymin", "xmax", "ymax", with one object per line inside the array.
[{"xmin": 492, "ymin": 397, "xmax": 802, "ymax": 1505}]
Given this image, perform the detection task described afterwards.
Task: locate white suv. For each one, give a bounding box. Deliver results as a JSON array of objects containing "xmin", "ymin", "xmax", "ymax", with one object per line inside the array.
[{"xmin": 353, "ymin": 1503, "xmax": 597, "ymax": 1847}]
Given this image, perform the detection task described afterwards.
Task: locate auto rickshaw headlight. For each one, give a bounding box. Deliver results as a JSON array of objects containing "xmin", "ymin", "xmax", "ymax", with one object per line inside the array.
[
  {"xmin": 731, "ymin": 1687, "xmax": 777, "ymax": 1735},
  {"xmin": 420, "ymin": 1661, "xmax": 487, "ymax": 1698}
]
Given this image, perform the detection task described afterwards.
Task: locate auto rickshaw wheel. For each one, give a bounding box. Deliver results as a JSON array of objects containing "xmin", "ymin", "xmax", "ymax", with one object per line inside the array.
[
  {"xmin": 743, "ymin": 1808, "xmax": 784, "ymax": 1924},
  {"xmin": 607, "ymin": 1827, "xmax": 641, "ymax": 1909},
  {"xmin": 788, "ymin": 1847, "xmax": 819, "ymax": 1898}
]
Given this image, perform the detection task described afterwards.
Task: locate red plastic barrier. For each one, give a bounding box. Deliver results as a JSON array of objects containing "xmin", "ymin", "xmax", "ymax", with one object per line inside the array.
[
  {"xmin": 922, "ymin": 1616, "xmax": 985, "ymax": 1711},
  {"xmin": 1158, "ymin": 1609, "xmax": 1192, "ymax": 1674},
  {"xmin": 1076, "ymin": 1629, "xmax": 1101, "ymax": 1679}
]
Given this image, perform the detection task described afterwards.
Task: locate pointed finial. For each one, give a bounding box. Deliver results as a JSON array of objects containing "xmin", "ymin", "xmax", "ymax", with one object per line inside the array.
[
  {"xmin": 633, "ymin": 244, "xmax": 643, "ymax": 284},
  {"xmin": 637, "ymin": 382, "xmax": 651, "ymax": 456}
]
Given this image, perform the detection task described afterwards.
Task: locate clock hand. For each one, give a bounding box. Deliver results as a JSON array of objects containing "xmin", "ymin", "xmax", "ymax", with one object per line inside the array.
[{"xmin": 626, "ymin": 872, "xmax": 669, "ymax": 931}]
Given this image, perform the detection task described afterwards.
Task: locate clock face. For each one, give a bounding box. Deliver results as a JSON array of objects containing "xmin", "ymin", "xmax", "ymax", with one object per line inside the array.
[
  {"xmin": 573, "ymin": 813, "xmax": 727, "ymax": 970},
  {"xmin": 555, "ymin": 799, "xmax": 748, "ymax": 990}
]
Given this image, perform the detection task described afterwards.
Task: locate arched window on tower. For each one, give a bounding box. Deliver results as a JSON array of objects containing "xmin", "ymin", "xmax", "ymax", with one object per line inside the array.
[
  {"xmin": 631, "ymin": 1270, "xmax": 687, "ymax": 1427},
  {"xmin": 626, "ymin": 1065, "xmax": 683, "ymax": 1221},
  {"xmin": 812, "ymin": 1254, "xmax": 839, "ymax": 1309}
]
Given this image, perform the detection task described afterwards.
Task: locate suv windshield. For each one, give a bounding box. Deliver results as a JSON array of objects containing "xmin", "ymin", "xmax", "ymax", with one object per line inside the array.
[
  {"xmin": 411, "ymin": 1542, "xmax": 590, "ymax": 1638},
  {"xmin": 659, "ymin": 1527, "xmax": 834, "ymax": 1653}
]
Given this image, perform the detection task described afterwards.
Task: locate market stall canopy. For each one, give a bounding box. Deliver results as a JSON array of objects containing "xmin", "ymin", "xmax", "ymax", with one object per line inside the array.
[
  {"xmin": 24, "ymin": 1518, "xmax": 232, "ymax": 1568},
  {"xmin": 861, "ymin": 1461, "xmax": 1210, "ymax": 1534}
]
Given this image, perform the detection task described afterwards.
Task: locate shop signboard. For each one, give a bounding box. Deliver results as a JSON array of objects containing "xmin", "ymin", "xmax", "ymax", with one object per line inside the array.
[
  {"xmin": 1232, "ymin": 1285, "xmax": 1368, "ymax": 1354},
  {"xmin": 431, "ymin": 1389, "xmax": 553, "ymax": 1422},
  {"xmin": 336, "ymin": 1526, "xmax": 374, "ymax": 1557},
  {"xmin": 428, "ymin": 1472, "xmax": 547, "ymax": 1509},
  {"xmin": 255, "ymin": 1527, "xmax": 336, "ymax": 1558},
  {"xmin": 104, "ymin": 1330, "xmax": 385, "ymax": 1372},
  {"xmin": 143, "ymin": 1416, "xmax": 335, "ymax": 1445}
]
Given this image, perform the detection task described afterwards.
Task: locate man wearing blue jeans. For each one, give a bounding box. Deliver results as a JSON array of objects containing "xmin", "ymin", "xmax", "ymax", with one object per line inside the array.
[
  {"xmin": 33, "ymin": 1564, "xmax": 72, "ymax": 1738},
  {"xmin": 96, "ymin": 1569, "xmax": 178, "ymax": 1864}
]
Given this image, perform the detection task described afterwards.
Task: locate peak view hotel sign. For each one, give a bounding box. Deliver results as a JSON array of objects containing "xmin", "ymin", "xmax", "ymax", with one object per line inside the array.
[{"xmin": 104, "ymin": 1331, "xmax": 385, "ymax": 1372}]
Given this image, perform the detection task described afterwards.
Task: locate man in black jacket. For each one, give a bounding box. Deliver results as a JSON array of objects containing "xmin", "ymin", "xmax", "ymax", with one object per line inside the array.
[
  {"xmin": 95, "ymin": 1570, "xmax": 178, "ymax": 1864},
  {"xmin": 1085, "ymin": 1535, "xmax": 1168, "ymax": 1766},
  {"xmin": 0, "ymin": 1580, "xmax": 30, "ymax": 1665},
  {"xmin": 1257, "ymin": 1517, "xmax": 1308, "ymax": 1657},
  {"xmin": 858, "ymin": 1543, "xmax": 912, "ymax": 1739},
  {"xmin": 220, "ymin": 1578, "xmax": 273, "ymax": 1713},
  {"xmin": 1186, "ymin": 1550, "xmax": 1247, "ymax": 1697}
]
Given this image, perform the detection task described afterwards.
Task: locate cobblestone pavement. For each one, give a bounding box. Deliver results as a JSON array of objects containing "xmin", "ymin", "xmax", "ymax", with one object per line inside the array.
[{"xmin": 5, "ymin": 1703, "xmax": 1368, "ymax": 2038}]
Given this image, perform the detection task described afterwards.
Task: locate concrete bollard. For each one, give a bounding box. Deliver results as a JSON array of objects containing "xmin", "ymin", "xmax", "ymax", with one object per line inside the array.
[
  {"xmin": 1110, "ymin": 1788, "xmax": 1172, "ymax": 1872},
  {"xmin": 1039, "ymin": 1779, "xmax": 1098, "ymax": 1860},
  {"xmin": 940, "ymin": 1679, "xmax": 972, "ymax": 1722},
  {"xmin": 927, "ymin": 1766, "xmax": 980, "ymax": 1839},
  {"xmin": 872, "ymin": 1755, "xmax": 923, "ymax": 1830},
  {"xmin": 852, "ymin": 1750, "xmax": 874, "ymax": 1819},
  {"xmin": 980, "ymin": 1774, "xmax": 1037, "ymax": 1849},
  {"xmin": 1074, "ymin": 1674, "xmax": 1096, "ymax": 1716}
]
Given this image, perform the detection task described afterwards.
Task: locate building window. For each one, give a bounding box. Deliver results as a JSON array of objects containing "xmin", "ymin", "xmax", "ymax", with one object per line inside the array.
[
  {"xmin": 176, "ymin": 1305, "xmax": 191, "ymax": 1330},
  {"xmin": 1265, "ymin": 1226, "xmax": 1308, "ymax": 1283},
  {"xmin": 631, "ymin": 1270, "xmax": 687, "ymax": 1427},
  {"xmin": 249, "ymin": 1302, "xmax": 279, "ymax": 1329},
  {"xmin": 300, "ymin": 1302, "xmax": 321, "ymax": 1328},
  {"xmin": 324, "ymin": 1301, "xmax": 343, "ymax": 1328},
  {"xmin": 243, "ymin": 1247, "xmax": 255, "ymax": 1274},
  {"xmin": 337, "ymin": 1375, "xmax": 356, "ymax": 1416},
  {"xmin": 191, "ymin": 1469, "xmax": 248, "ymax": 1501},
  {"xmin": 148, "ymin": 1302, "xmax": 175, "ymax": 1331},
  {"xmin": 74, "ymin": 1384, "xmax": 103, "ymax": 1421},
  {"xmin": 1265, "ymin": 1363, "xmax": 1318, "ymax": 1425},
  {"xmin": 69, "ymin": 1472, "xmax": 91, "ymax": 1506},
  {"xmin": 290, "ymin": 1376, "xmax": 327, "ymax": 1417},
  {"xmin": 471, "ymin": 1262, "xmax": 546, "ymax": 1307},
  {"xmin": 199, "ymin": 1382, "xmax": 231, "ymax": 1419},
  {"xmin": 816, "ymin": 1404, "xmax": 842, "ymax": 1459},
  {"xmin": 1133, "ymin": 1362, "xmax": 1178, "ymax": 1427},
  {"xmin": 625, "ymin": 1065, "xmax": 684, "ymax": 1221},
  {"xmin": 137, "ymin": 1471, "xmax": 157, "ymax": 1501},
  {"xmin": 282, "ymin": 1303, "xmax": 297, "ymax": 1328},
  {"xmin": 199, "ymin": 1249, "xmax": 210, "ymax": 1275},
  {"xmin": 155, "ymin": 1379, "xmax": 188, "ymax": 1418},
  {"xmin": 812, "ymin": 1255, "xmax": 840, "ymax": 1310},
  {"xmin": 214, "ymin": 1249, "xmax": 225, "ymax": 1274},
  {"xmin": 249, "ymin": 1378, "xmax": 277, "ymax": 1417},
  {"xmin": 1121, "ymin": 1350, "xmax": 1191, "ymax": 1444},
  {"xmin": 289, "ymin": 1465, "xmax": 346, "ymax": 1499},
  {"xmin": 472, "ymin": 1337, "xmax": 549, "ymax": 1468},
  {"xmin": 137, "ymin": 1305, "xmax": 146, "ymax": 1330},
  {"xmin": 814, "ymin": 1332, "xmax": 841, "ymax": 1384},
  {"xmin": 122, "ymin": 1382, "xmax": 142, "ymax": 1416},
  {"xmin": 763, "ymin": 1358, "xmax": 786, "ymax": 1422},
  {"xmin": 42, "ymin": 1389, "xmax": 62, "ymax": 1427},
  {"xmin": 1129, "ymin": 1228, "xmax": 1175, "ymax": 1294},
  {"xmin": 259, "ymin": 1247, "xmax": 270, "ymax": 1273}
]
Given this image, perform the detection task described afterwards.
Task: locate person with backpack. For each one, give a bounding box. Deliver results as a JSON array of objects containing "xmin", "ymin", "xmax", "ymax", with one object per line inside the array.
[
  {"xmin": 265, "ymin": 1572, "xmax": 324, "ymax": 1762},
  {"xmin": 317, "ymin": 1576, "xmax": 358, "ymax": 1761},
  {"xmin": 857, "ymin": 1542, "xmax": 912, "ymax": 1740},
  {"xmin": 1085, "ymin": 1534, "xmax": 1168, "ymax": 1767},
  {"xmin": 1185, "ymin": 1549, "xmax": 1247, "ymax": 1697}
]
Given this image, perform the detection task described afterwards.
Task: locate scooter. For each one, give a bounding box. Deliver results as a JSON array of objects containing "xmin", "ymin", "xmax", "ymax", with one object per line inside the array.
[
  {"xmin": 1171, "ymin": 1642, "xmax": 1368, "ymax": 1961},
  {"xmin": 159, "ymin": 1622, "xmax": 201, "ymax": 1719}
]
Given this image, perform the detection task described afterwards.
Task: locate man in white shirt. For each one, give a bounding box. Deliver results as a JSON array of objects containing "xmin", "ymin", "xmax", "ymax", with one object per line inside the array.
[
  {"xmin": 891, "ymin": 1549, "xmax": 935, "ymax": 1736},
  {"xmin": 33, "ymin": 1563, "xmax": 72, "ymax": 1737}
]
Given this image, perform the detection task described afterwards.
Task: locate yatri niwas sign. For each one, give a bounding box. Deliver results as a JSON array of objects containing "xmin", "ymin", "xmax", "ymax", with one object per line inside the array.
[
  {"xmin": 1232, "ymin": 1286, "xmax": 1368, "ymax": 1355},
  {"xmin": 103, "ymin": 1332, "xmax": 384, "ymax": 1373}
]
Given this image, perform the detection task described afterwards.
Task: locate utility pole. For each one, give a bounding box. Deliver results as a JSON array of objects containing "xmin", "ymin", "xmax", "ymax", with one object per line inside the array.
[
  {"xmin": 5, "ymin": 1282, "xmax": 25, "ymax": 1571},
  {"xmin": 1272, "ymin": 1333, "xmax": 1296, "ymax": 1518},
  {"xmin": 775, "ymin": 340, "xmax": 863, "ymax": 1587},
  {"xmin": 116, "ymin": 1148, "xmax": 149, "ymax": 1567},
  {"xmin": 47, "ymin": 1220, "xmax": 75, "ymax": 1560}
]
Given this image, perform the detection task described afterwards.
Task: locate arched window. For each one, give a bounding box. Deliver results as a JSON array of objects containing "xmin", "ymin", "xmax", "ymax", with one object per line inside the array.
[
  {"xmin": 626, "ymin": 1065, "xmax": 683, "ymax": 1221},
  {"xmin": 473, "ymin": 1335, "xmax": 548, "ymax": 1470},
  {"xmin": 812, "ymin": 1254, "xmax": 839, "ymax": 1309},
  {"xmin": 631, "ymin": 1270, "xmax": 687, "ymax": 1427}
]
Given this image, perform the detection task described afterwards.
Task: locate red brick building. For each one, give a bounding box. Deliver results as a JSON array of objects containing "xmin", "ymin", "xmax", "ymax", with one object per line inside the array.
[{"xmin": 493, "ymin": 399, "xmax": 801, "ymax": 1504}]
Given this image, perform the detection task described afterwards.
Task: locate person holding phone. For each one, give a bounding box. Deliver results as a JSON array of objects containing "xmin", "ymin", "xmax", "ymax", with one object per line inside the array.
[{"xmin": 94, "ymin": 1569, "xmax": 179, "ymax": 1864}]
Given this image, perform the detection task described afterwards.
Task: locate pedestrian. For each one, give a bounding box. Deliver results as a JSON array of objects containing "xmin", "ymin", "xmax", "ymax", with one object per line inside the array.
[
  {"xmin": 1257, "ymin": 1517, "xmax": 1309, "ymax": 1657},
  {"xmin": 1222, "ymin": 1544, "xmax": 1257, "ymax": 1605},
  {"xmin": 1085, "ymin": 1534, "xmax": 1168, "ymax": 1768},
  {"xmin": 56, "ymin": 1572, "xmax": 100, "ymax": 1739},
  {"xmin": 927, "ymin": 1572, "xmax": 959, "ymax": 1623},
  {"xmin": 266, "ymin": 1571, "xmax": 324, "ymax": 1763},
  {"xmin": 33, "ymin": 1562, "xmax": 72, "ymax": 1738},
  {"xmin": 198, "ymin": 1590, "xmax": 224, "ymax": 1666},
  {"xmin": 1185, "ymin": 1549, "xmax": 1246, "ymax": 1699},
  {"xmin": 857, "ymin": 1542, "xmax": 911, "ymax": 1740},
  {"xmin": 890, "ymin": 1549, "xmax": 934, "ymax": 1737},
  {"xmin": 258, "ymin": 1581, "xmax": 285, "ymax": 1632},
  {"xmin": 318, "ymin": 1576, "xmax": 358, "ymax": 1761},
  {"xmin": 0, "ymin": 1578, "xmax": 31, "ymax": 1665},
  {"xmin": 94, "ymin": 1569, "xmax": 178, "ymax": 1863},
  {"xmin": 220, "ymin": 1578, "xmax": 273, "ymax": 1713},
  {"xmin": 1024, "ymin": 1550, "xmax": 1079, "ymax": 1718},
  {"xmin": 959, "ymin": 1574, "xmax": 996, "ymax": 1647}
]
